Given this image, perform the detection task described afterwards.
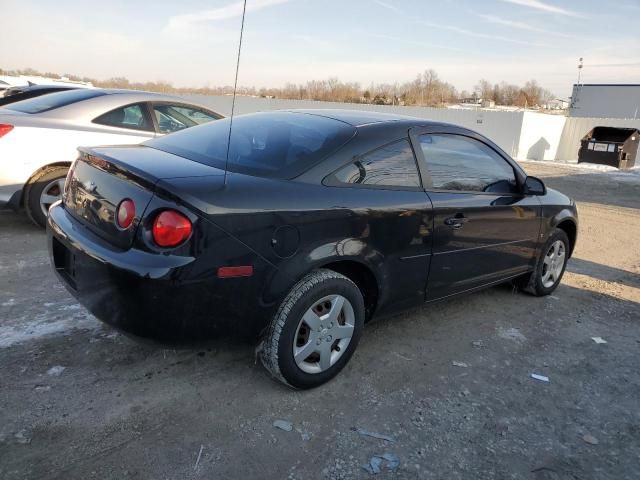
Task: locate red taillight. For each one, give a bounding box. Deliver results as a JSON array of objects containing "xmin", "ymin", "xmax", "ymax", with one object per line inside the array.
[
  {"xmin": 152, "ymin": 210, "xmax": 192, "ymax": 247},
  {"xmin": 116, "ymin": 199, "xmax": 136, "ymax": 229},
  {"xmin": 0, "ymin": 124, "xmax": 14, "ymax": 138}
]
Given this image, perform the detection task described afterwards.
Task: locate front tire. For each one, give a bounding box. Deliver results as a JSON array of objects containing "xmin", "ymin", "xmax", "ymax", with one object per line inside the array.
[
  {"xmin": 521, "ymin": 228, "xmax": 570, "ymax": 296},
  {"xmin": 260, "ymin": 269, "xmax": 365, "ymax": 389},
  {"xmin": 24, "ymin": 166, "xmax": 69, "ymax": 228}
]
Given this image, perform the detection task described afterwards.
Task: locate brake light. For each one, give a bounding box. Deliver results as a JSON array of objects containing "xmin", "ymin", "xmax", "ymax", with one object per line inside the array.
[
  {"xmin": 0, "ymin": 124, "xmax": 13, "ymax": 138},
  {"xmin": 152, "ymin": 210, "xmax": 192, "ymax": 247},
  {"xmin": 116, "ymin": 199, "xmax": 136, "ymax": 229}
]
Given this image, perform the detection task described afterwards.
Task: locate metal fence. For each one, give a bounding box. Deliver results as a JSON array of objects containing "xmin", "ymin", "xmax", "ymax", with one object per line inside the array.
[{"xmin": 555, "ymin": 117, "xmax": 640, "ymax": 161}]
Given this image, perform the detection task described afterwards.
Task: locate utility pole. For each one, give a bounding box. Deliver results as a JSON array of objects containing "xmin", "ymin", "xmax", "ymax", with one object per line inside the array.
[
  {"xmin": 577, "ymin": 57, "xmax": 583, "ymax": 86},
  {"xmin": 571, "ymin": 57, "xmax": 584, "ymax": 111}
]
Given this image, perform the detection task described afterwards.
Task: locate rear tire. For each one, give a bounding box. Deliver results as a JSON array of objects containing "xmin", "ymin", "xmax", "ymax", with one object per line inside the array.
[
  {"xmin": 24, "ymin": 166, "xmax": 69, "ymax": 228},
  {"xmin": 260, "ymin": 269, "xmax": 365, "ymax": 389},
  {"xmin": 519, "ymin": 228, "xmax": 570, "ymax": 296}
]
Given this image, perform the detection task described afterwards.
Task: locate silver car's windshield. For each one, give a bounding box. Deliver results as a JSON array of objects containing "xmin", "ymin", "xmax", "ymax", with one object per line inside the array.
[{"xmin": 5, "ymin": 89, "xmax": 106, "ymax": 114}]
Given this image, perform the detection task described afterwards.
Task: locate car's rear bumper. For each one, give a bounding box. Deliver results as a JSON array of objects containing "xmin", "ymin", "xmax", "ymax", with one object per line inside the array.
[{"xmin": 47, "ymin": 202, "xmax": 273, "ymax": 342}]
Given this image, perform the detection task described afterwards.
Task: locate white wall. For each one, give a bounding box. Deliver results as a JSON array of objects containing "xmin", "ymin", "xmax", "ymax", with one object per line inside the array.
[
  {"xmin": 185, "ymin": 95, "xmax": 524, "ymax": 157},
  {"xmin": 517, "ymin": 112, "xmax": 566, "ymax": 161},
  {"xmin": 184, "ymin": 94, "xmax": 638, "ymax": 162}
]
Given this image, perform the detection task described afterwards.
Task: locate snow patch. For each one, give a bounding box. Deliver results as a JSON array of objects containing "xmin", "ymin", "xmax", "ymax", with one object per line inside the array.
[
  {"xmin": 59, "ymin": 304, "xmax": 82, "ymax": 311},
  {"xmin": 47, "ymin": 366, "xmax": 66, "ymax": 376},
  {"xmin": 497, "ymin": 327, "xmax": 527, "ymax": 343},
  {"xmin": 0, "ymin": 312, "xmax": 102, "ymax": 348},
  {"xmin": 518, "ymin": 160, "xmax": 640, "ymax": 184}
]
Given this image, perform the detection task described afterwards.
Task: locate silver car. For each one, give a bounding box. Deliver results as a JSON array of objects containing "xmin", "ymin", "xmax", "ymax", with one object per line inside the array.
[{"xmin": 0, "ymin": 89, "xmax": 222, "ymax": 226}]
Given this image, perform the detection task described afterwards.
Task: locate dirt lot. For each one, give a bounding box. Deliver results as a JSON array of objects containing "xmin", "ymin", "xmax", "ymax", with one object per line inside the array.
[{"xmin": 1, "ymin": 161, "xmax": 638, "ymax": 480}]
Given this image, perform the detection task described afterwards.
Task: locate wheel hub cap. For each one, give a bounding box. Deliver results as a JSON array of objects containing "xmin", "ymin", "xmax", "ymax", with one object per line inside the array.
[
  {"xmin": 541, "ymin": 239, "xmax": 566, "ymax": 289},
  {"xmin": 39, "ymin": 177, "xmax": 66, "ymax": 217},
  {"xmin": 293, "ymin": 294, "xmax": 355, "ymax": 374}
]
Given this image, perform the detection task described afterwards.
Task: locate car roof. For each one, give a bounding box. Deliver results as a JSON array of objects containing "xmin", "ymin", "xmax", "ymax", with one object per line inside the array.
[
  {"xmin": 85, "ymin": 89, "xmax": 196, "ymax": 104},
  {"xmin": 283, "ymin": 109, "xmax": 440, "ymax": 127},
  {"xmin": 0, "ymin": 88, "xmax": 222, "ymax": 123},
  {"xmin": 10, "ymin": 84, "xmax": 77, "ymax": 92}
]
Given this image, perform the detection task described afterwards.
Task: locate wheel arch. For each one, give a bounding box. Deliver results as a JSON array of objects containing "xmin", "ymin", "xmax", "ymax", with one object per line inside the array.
[
  {"xmin": 555, "ymin": 218, "xmax": 577, "ymax": 257},
  {"xmin": 20, "ymin": 161, "xmax": 72, "ymax": 206},
  {"xmin": 318, "ymin": 259, "xmax": 380, "ymax": 322},
  {"xmin": 264, "ymin": 254, "xmax": 383, "ymax": 324}
]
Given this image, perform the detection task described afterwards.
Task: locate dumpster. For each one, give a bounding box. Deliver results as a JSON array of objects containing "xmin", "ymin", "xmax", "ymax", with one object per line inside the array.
[{"xmin": 578, "ymin": 127, "xmax": 639, "ymax": 169}]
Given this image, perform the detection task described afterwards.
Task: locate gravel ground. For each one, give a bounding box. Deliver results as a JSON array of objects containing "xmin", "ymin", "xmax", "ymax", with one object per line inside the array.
[{"xmin": 0, "ymin": 161, "xmax": 639, "ymax": 480}]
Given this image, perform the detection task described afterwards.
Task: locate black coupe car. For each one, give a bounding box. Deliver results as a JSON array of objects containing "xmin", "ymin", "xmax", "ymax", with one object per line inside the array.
[
  {"xmin": 47, "ymin": 110, "xmax": 578, "ymax": 389},
  {"xmin": 0, "ymin": 84, "xmax": 81, "ymax": 106}
]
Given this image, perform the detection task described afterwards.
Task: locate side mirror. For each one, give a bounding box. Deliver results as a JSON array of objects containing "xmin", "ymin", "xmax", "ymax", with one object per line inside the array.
[{"xmin": 524, "ymin": 176, "xmax": 546, "ymax": 196}]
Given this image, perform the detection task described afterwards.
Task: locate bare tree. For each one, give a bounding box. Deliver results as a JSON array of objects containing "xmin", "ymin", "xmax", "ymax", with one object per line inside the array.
[{"xmin": 1, "ymin": 65, "xmax": 559, "ymax": 110}]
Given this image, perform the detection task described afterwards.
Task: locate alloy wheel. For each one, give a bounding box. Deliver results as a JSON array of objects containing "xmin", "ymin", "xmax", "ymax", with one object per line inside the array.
[
  {"xmin": 541, "ymin": 239, "xmax": 566, "ymax": 288},
  {"xmin": 39, "ymin": 177, "xmax": 65, "ymax": 217}
]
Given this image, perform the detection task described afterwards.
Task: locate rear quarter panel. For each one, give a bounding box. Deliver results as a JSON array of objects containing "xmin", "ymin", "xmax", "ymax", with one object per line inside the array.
[{"xmin": 163, "ymin": 173, "xmax": 433, "ymax": 315}]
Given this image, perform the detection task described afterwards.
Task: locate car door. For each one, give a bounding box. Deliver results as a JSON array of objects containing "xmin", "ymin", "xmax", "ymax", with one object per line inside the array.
[
  {"xmin": 324, "ymin": 137, "xmax": 434, "ymax": 312},
  {"xmin": 410, "ymin": 127, "xmax": 542, "ymax": 300},
  {"xmin": 149, "ymin": 103, "xmax": 222, "ymax": 135}
]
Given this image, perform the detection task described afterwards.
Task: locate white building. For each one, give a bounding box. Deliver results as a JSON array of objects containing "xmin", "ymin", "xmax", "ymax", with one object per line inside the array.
[{"xmin": 569, "ymin": 84, "xmax": 640, "ymax": 119}]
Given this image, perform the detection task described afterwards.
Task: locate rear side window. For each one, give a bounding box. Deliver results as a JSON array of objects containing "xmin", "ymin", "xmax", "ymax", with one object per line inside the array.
[
  {"xmin": 146, "ymin": 112, "xmax": 356, "ymax": 179},
  {"xmin": 93, "ymin": 103, "xmax": 153, "ymax": 131},
  {"xmin": 328, "ymin": 139, "xmax": 421, "ymax": 189},
  {"xmin": 153, "ymin": 104, "xmax": 220, "ymax": 133},
  {"xmin": 4, "ymin": 89, "xmax": 106, "ymax": 113},
  {"xmin": 419, "ymin": 134, "xmax": 517, "ymax": 193}
]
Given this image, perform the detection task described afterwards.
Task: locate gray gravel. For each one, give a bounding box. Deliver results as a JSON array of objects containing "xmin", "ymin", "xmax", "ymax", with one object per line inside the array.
[{"xmin": 0, "ymin": 161, "xmax": 639, "ymax": 479}]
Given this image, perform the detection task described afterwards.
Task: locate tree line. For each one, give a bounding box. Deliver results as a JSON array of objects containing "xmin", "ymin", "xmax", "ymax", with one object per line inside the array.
[{"xmin": 1, "ymin": 67, "xmax": 557, "ymax": 108}]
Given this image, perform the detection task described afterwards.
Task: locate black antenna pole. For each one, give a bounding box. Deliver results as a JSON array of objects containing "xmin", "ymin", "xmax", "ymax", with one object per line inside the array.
[{"xmin": 223, "ymin": 0, "xmax": 248, "ymax": 187}]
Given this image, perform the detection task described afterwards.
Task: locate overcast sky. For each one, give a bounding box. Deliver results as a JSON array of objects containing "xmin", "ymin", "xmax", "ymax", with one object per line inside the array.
[{"xmin": 2, "ymin": 0, "xmax": 639, "ymax": 97}]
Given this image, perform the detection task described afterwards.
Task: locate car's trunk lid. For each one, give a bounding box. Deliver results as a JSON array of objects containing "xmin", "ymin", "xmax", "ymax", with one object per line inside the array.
[{"xmin": 64, "ymin": 145, "xmax": 225, "ymax": 249}]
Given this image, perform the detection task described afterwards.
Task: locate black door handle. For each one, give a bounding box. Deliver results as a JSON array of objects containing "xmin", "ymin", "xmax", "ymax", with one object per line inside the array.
[{"xmin": 444, "ymin": 214, "xmax": 468, "ymax": 229}]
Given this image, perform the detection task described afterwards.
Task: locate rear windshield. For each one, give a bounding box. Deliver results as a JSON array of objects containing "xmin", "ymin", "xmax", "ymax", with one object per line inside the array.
[
  {"xmin": 146, "ymin": 111, "xmax": 356, "ymax": 179},
  {"xmin": 5, "ymin": 89, "xmax": 106, "ymax": 114}
]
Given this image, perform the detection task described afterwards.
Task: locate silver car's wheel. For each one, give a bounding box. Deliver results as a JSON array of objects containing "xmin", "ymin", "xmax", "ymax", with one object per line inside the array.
[
  {"xmin": 25, "ymin": 166, "xmax": 69, "ymax": 228},
  {"xmin": 39, "ymin": 177, "xmax": 66, "ymax": 217},
  {"xmin": 293, "ymin": 294, "xmax": 355, "ymax": 374},
  {"xmin": 541, "ymin": 240, "xmax": 566, "ymax": 288}
]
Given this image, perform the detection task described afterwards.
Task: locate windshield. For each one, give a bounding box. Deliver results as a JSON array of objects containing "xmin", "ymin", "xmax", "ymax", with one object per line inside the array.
[
  {"xmin": 146, "ymin": 111, "xmax": 356, "ymax": 179},
  {"xmin": 4, "ymin": 89, "xmax": 106, "ymax": 114}
]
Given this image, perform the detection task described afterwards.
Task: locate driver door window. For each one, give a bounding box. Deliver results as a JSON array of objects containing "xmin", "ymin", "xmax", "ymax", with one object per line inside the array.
[{"xmin": 419, "ymin": 134, "xmax": 517, "ymax": 194}]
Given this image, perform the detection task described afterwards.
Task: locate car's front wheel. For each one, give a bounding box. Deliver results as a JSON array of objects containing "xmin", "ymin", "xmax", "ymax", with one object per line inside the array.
[
  {"xmin": 520, "ymin": 228, "xmax": 570, "ymax": 296},
  {"xmin": 260, "ymin": 269, "xmax": 365, "ymax": 389},
  {"xmin": 24, "ymin": 166, "xmax": 69, "ymax": 228}
]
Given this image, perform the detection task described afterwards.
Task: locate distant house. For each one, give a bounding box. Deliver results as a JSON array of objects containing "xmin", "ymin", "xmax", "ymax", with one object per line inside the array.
[
  {"xmin": 545, "ymin": 99, "xmax": 569, "ymax": 110},
  {"xmin": 460, "ymin": 96, "xmax": 482, "ymax": 105}
]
